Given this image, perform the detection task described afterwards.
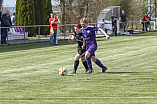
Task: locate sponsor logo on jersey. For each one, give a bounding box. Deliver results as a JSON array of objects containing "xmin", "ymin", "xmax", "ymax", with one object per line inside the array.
[{"xmin": 87, "ymin": 30, "xmax": 90, "ymax": 33}]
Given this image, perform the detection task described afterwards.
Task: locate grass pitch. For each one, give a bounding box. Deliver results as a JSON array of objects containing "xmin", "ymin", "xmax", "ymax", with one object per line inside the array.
[{"xmin": 0, "ymin": 32, "xmax": 157, "ymax": 104}]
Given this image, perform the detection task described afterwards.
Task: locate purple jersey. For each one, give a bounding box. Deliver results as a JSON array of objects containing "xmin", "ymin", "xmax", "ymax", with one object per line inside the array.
[
  {"xmin": 81, "ymin": 25, "xmax": 99, "ymax": 44},
  {"xmin": 81, "ymin": 25, "xmax": 99, "ymax": 55}
]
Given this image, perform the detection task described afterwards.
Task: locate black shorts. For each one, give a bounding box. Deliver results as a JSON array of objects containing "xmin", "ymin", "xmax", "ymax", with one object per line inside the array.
[{"xmin": 78, "ymin": 47, "xmax": 86, "ymax": 57}]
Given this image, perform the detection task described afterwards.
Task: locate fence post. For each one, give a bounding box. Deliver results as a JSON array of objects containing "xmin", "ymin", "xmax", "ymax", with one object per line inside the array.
[
  {"xmin": 154, "ymin": 21, "xmax": 156, "ymax": 30},
  {"xmin": 38, "ymin": 26, "xmax": 41, "ymax": 42},
  {"xmin": 144, "ymin": 22, "xmax": 145, "ymax": 31},
  {"xmin": 64, "ymin": 24, "xmax": 66, "ymax": 40},
  {"xmin": 132, "ymin": 21, "xmax": 134, "ymax": 30},
  {"xmin": 7, "ymin": 28, "xmax": 9, "ymax": 45},
  {"xmin": 24, "ymin": 27, "xmax": 26, "ymax": 43},
  {"xmin": 138, "ymin": 21, "xmax": 140, "ymax": 31}
]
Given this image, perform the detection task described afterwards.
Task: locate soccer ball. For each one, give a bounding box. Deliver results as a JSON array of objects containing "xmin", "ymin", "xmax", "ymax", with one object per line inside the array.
[{"xmin": 59, "ymin": 67, "xmax": 68, "ymax": 76}]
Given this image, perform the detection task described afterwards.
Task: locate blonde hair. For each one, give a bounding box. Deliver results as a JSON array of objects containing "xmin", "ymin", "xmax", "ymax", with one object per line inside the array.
[{"xmin": 80, "ymin": 18, "xmax": 88, "ymax": 24}]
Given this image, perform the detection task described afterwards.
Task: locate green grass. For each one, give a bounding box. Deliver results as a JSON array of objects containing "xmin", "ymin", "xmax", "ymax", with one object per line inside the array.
[{"xmin": 0, "ymin": 32, "xmax": 157, "ymax": 104}]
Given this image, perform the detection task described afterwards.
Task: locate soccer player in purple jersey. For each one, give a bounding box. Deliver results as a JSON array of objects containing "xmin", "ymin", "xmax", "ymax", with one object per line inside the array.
[{"xmin": 80, "ymin": 18, "xmax": 110, "ymax": 73}]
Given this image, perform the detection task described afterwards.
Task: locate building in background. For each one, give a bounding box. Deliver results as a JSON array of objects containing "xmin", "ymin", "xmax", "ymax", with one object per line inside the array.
[{"xmin": 1, "ymin": 0, "xmax": 16, "ymax": 15}]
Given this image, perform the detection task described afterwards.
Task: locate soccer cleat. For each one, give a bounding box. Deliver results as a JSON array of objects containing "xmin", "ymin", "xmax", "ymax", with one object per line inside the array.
[
  {"xmin": 102, "ymin": 67, "xmax": 107, "ymax": 73},
  {"xmin": 84, "ymin": 69, "xmax": 89, "ymax": 73},
  {"xmin": 71, "ymin": 69, "xmax": 76, "ymax": 74},
  {"xmin": 88, "ymin": 69, "xmax": 94, "ymax": 74}
]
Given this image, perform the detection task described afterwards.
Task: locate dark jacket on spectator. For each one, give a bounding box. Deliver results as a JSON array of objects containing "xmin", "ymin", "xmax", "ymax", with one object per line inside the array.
[
  {"xmin": 1, "ymin": 14, "xmax": 11, "ymax": 32},
  {"xmin": 0, "ymin": 11, "xmax": 2, "ymax": 22}
]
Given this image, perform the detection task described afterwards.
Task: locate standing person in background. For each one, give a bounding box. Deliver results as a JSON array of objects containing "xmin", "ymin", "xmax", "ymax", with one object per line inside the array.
[
  {"xmin": 11, "ymin": 13, "xmax": 15, "ymax": 26},
  {"xmin": 142, "ymin": 12, "xmax": 148, "ymax": 31},
  {"xmin": 49, "ymin": 13, "xmax": 60, "ymax": 45},
  {"xmin": 119, "ymin": 10, "xmax": 128, "ymax": 32},
  {"xmin": 111, "ymin": 13, "xmax": 118, "ymax": 36},
  {"xmin": 7, "ymin": 14, "xmax": 12, "ymax": 26},
  {"xmin": 1, "ymin": 10, "xmax": 11, "ymax": 44},
  {"xmin": 80, "ymin": 18, "xmax": 110, "ymax": 73},
  {"xmin": 147, "ymin": 12, "xmax": 151, "ymax": 31},
  {"xmin": 98, "ymin": 18, "xmax": 108, "ymax": 33},
  {"xmin": 0, "ymin": 8, "xmax": 2, "ymax": 33},
  {"xmin": 0, "ymin": 8, "xmax": 2, "ymax": 25}
]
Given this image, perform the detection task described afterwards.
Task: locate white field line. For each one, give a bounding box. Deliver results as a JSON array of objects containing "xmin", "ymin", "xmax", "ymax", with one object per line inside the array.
[{"xmin": 0, "ymin": 97, "xmax": 157, "ymax": 99}]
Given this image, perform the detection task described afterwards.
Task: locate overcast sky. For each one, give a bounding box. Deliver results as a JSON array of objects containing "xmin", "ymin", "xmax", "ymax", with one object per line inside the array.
[
  {"xmin": 3, "ymin": 0, "xmax": 16, "ymax": 7},
  {"xmin": 2, "ymin": 0, "xmax": 58, "ymax": 7}
]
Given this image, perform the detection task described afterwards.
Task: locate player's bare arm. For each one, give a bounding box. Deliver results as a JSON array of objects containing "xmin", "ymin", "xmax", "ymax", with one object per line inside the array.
[
  {"xmin": 82, "ymin": 38, "xmax": 85, "ymax": 49},
  {"xmin": 98, "ymin": 28, "xmax": 110, "ymax": 40}
]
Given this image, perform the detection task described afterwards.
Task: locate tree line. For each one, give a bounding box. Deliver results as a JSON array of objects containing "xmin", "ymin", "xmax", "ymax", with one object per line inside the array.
[
  {"xmin": 60, "ymin": 0, "xmax": 149, "ymax": 24},
  {"xmin": 15, "ymin": 0, "xmax": 52, "ymax": 36},
  {"xmin": 15, "ymin": 0, "xmax": 150, "ymax": 36}
]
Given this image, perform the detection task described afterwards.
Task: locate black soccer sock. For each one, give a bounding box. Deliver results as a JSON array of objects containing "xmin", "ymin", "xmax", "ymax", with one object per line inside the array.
[
  {"xmin": 74, "ymin": 60, "xmax": 79, "ymax": 71},
  {"xmin": 82, "ymin": 61, "xmax": 89, "ymax": 69}
]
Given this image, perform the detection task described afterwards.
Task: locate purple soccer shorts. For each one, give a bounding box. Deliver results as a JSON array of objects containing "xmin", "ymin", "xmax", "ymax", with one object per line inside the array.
[{"xmin": 86, "ymin": 43, "xmax": 97, "ymax": 56}]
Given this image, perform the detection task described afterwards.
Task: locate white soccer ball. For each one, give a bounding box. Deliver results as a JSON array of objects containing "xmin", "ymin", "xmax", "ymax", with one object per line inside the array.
[{"xmin": 59, "ymin": 67, "xmax": 68, "ymax": 76}]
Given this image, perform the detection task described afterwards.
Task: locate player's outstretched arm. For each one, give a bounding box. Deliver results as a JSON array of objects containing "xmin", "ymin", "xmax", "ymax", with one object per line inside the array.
[{"xmin": 98, "ymin": 28, "xmax": 110, "ymax": 40}]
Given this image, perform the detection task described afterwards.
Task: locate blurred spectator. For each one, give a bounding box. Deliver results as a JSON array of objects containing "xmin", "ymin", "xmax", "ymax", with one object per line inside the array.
[
  {"xmin": 98, "ymin": 18, "xmax": 108, "ymax": 33},
  {"xmin": 119, "ymin": 10, "xmax": 128, "ymax": 32},
  {"xmin": 147, "ymin": 12, "xmax": 151, "ymax": 31},
  {"xmin": 142, "ymin": 12, "xmax": 148, "ymax": 31},
  {"xmin": 7, "ymin": 14, "xmax": 12, "ymax": 26},
  {"xmin": 1, "ymin": 10, "xmax": 11, "ymax": 44},
  {"xmin": 0, "ymin": 8, "xmax": 2, "ymax": 23},
  {"xmin": 111, "ymin": 13, "xmax": 118, "ymax": 36},
  {"xmin": 49, "ymin": 13, "xmax": 60, "ymax": 45},
  {"xmin": 11, "ymin": 13, "xmax": 15, "ymax": 26}
]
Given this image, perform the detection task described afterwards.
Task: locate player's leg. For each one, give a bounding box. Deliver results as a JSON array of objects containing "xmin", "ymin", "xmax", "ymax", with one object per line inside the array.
[
  {"xmin": 71, "ymin": 53, "xmax": 81, "ymax": 74},
  {"xmin": 85, "ymin": 54, "xmax": 93, "ymax": 73},
  {"xmin": 85, "ymin": 44, "xmax": 97, "ymax": 73},
  {"xmin": 91, "ymin": 56, "xmax": 107, "ymax": 73},
  {"xmin": 81, "ymin": 56, "xmax": 89, "ymax": 73}
]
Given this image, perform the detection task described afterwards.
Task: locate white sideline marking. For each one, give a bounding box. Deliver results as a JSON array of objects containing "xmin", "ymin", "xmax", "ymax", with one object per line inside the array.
[{"xmin": 0, "ymin": 97, "xmax": 157, "ymax": 99}]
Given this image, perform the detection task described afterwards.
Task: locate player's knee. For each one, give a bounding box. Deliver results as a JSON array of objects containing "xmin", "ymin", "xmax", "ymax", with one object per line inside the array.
[
  {"xmin": 85, "ymin": 52, "xmax": 90, "ymax": 59},
  {"xmin": 75, "ymin": 55, "xmax": 80, "ymax": 61},
  {"xmin": 85, "ymin": 54, "xmax": 88, "ymax": 59},
  {"xmin": 81, "ymin": 57, "xmax": 86, "ymax": 62},
  {"xmin": 75, "ymin": 57, "xmax": 79, "ymax": 61},
  {"xmin": 92, "ymin": 57, "xmax": 97, "ymax": 62}
]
